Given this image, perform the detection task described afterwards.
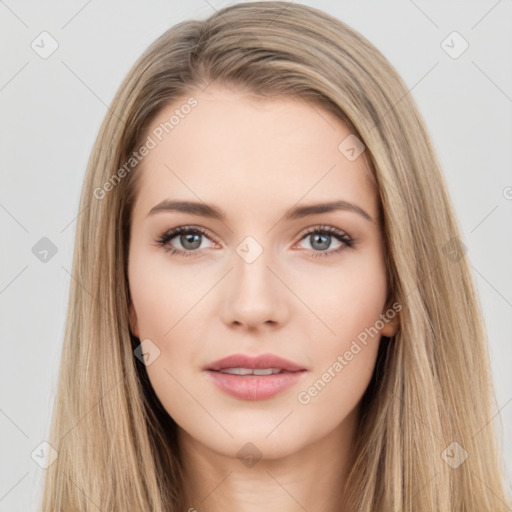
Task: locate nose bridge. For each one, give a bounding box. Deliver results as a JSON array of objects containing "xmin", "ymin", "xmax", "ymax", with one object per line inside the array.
[
  {"xmin": 233, "ymin": 233, "xmax": 278, "ymax": 298},
  {"xmin": 223, "ymin": 232, "xmax": 288, "ymax": 327}
]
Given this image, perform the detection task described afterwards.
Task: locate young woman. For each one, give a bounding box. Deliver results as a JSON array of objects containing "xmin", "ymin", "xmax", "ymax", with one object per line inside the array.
[{"xmin": 41, "ymin": 2, "xmax": 511, "ymax": 510}]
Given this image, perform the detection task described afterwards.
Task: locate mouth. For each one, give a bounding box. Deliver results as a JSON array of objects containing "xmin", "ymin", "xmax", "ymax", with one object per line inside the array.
[
  {"xmin": 204, "ymin": 353, "xmax": 307, "ymax": 400},
  {"xmin": 213, "ymin": 367, "xmax": 287, "ymax": 375},
  {"xmin": 205, "ymin": 353, "xmax": 306, "ymax": 372}
]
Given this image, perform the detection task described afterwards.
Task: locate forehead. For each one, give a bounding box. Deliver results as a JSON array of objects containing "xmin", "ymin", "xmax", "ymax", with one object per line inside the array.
[{"xmin": 131, "ymin": 86, "xmax": 377, "ymax": 222}]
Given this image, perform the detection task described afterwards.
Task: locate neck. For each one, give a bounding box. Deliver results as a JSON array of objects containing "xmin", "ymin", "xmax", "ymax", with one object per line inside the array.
[{"xmin": 177, "ymin": 406, "xmax": 359, "ymax": 512}]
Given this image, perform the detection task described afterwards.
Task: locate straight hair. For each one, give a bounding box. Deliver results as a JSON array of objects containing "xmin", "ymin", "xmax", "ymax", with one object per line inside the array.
[{"xmin": 41, "ymin": 2, "xmax": 511, "ymax": 510}]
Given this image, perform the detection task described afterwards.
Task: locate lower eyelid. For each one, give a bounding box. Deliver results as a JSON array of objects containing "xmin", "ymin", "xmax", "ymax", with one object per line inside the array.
[{"xmin": 157, "ymin": 225, "xmax": 353, "ymax": 256}]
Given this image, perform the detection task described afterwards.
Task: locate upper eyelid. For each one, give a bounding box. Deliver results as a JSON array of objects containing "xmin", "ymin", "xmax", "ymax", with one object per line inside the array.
[{"xmin": 160, "ymin": 224, "xmax": 351, "ymax": 246}]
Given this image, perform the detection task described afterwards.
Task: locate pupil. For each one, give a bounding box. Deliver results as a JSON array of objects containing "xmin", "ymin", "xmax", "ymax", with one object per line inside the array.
[
  {"xmin": 312, "ymin": 233, "xmax": 330, "ymax": 250},
  {"xmin": 178, "ymin": 232, "xmax": 332, "ymax": 252},
  {"xmin": 182, "ymin": 233, "xmax": 201, "ymax": 250}
]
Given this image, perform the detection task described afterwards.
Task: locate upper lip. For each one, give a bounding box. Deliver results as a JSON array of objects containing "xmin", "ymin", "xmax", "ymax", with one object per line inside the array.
[{"xmin": 206, "ymin": 353, "xmax": 306, "ymax": 372}]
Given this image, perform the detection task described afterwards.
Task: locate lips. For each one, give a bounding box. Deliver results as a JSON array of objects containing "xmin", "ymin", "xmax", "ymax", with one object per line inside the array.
[
  {"xmin": 204, "ymin": 353, "xmax": 307, "ymax": 401},
  {"xmin": 206, "ymin": 353, "xmax": 306, "ymax": 372}
]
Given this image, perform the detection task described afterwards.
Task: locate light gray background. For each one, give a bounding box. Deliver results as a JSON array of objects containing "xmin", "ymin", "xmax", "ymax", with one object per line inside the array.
[{"xmin": 1, "ymin": 1, "xmax": 511, "ymax": 510}]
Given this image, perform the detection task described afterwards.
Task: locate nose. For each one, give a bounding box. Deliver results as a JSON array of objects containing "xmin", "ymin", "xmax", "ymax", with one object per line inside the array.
[{"xmin": 219, "ymin": 244, "xmax": 290, "ymax": 331}]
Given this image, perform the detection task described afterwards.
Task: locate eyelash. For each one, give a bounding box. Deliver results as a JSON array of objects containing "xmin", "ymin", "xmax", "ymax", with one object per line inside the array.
[{"xmin": 155, "ymin": 224, "xmax": 354, "ymax": 259}]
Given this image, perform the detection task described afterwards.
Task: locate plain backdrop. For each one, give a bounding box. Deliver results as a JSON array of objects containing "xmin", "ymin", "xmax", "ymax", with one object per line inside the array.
[{"xmin": 1, "ymin": 1, "xmax": 511, "ymax": 510}]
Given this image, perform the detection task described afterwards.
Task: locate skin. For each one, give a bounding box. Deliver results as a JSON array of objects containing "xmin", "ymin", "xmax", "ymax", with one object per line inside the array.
[{"xmin": 128, "ymin": 85, "xmax": 398, "ymax": 512}]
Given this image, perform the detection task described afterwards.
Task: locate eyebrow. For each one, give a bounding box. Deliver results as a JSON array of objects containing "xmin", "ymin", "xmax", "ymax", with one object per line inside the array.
[{"xmin": 148, "ymin": 199, "xmax": 374, "ymax": 223}]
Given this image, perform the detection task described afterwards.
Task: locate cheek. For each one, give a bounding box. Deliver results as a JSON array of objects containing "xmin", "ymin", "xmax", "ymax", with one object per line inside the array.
[
  {"xmin": 128, "ymin": 245, "xmax": 210, "ymax": 339},
  {"xmin": 292, "ymin": 245, "xmax": 388, "ymax": 348},
  {"xmin": 293, "ymin": 249, "xmax": 387, "ymax": 410},
  {"xmin": 128, "ymin": 247, "xmax": 210, "ymax": 423}
]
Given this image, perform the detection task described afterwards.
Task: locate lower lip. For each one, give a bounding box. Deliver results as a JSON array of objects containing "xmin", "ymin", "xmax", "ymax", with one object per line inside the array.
[{"xmin": 205, "ymin": 370, "xmax": 306, "ymax": 400}]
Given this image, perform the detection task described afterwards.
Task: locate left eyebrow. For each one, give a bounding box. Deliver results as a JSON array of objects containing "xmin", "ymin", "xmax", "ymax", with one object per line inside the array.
[
  {"xmin": 147, "ymin": 199, "xmax": 374, "ymax": 223},
  {"xmin": 283, "ymin": 200, "xmax": 373, "ymax": 223}
]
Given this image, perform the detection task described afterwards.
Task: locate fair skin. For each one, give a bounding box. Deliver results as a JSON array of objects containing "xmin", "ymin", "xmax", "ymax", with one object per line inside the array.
[{"xmin": 128, "ymin": 85, "xmax": 398, "ymax": 511}]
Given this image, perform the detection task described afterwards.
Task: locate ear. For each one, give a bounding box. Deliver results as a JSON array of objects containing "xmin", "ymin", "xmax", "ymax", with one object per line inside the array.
[
  {"xmin": 380, "ymin": 302, "xmax": 400, "ymax": 338},
  {"xmin": 129, "ymin": 301, "xmax": 140, "ymax": 339},
  {"xmin": 380, "ymin": 311, "xmax": 400, "ymax": 337}
]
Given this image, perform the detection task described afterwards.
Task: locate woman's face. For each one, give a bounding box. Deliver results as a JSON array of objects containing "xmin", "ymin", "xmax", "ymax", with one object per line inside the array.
[{"xmin": 128, "ymin": 86, "xmax": 398, "ymax": 459}]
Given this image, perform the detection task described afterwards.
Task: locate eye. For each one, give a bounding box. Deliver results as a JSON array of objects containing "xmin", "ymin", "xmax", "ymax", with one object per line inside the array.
[
  {"xmin": 295, "ymin": 225, "xmax": 353, "ymax": 258},
  {"xmin": 155, "ymin": 224, "xmax": 354, "ymax": 259},
  {"xmin": 155, "ymin": 225, "xmax": 216, "ymax": 258}
]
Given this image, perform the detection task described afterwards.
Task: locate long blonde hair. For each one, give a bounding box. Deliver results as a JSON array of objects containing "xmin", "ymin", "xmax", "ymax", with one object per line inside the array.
[{"xmin": 40, "ymin": 2, "xmax": 511, "ymax": 510}]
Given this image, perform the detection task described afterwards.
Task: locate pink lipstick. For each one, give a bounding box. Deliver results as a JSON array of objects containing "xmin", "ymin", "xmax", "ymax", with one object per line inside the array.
[{"xmin": 204, "ymin": 353, "xmax": 307, "ymax": 401}]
